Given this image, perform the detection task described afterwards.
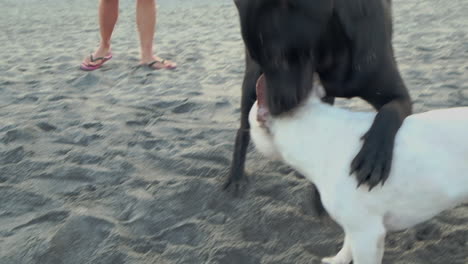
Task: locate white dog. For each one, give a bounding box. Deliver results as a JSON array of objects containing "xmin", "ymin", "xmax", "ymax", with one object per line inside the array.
[{"xmin": 249, "ymin": 75, "xmax": 468, "ymax": 264}]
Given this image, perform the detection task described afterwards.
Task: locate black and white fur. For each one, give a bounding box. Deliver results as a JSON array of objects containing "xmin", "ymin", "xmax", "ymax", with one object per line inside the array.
[
  {"xmin": 249, "ymin": 83, "xmax": 468, "ymax": 264},
  {"xmin": 226, "ymin": 0, "xmax": 412, "ymax": 192}
]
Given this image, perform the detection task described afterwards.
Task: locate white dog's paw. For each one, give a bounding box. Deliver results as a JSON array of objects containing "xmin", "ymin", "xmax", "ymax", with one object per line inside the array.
[{"xmin": 321, "ymin": 256, "xmax": 350, "ymax": 264}]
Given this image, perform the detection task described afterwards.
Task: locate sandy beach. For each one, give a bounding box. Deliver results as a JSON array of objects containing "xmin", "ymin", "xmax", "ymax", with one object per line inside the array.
[{"xmin": 0, "ymin": 0, "xmax": 467, "ymax": 263}]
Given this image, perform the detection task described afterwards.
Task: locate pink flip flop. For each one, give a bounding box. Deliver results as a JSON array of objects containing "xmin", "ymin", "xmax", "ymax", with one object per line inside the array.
[{"xmin": 80, "ymin": 53, "xmax": 113, "ymax": 71}]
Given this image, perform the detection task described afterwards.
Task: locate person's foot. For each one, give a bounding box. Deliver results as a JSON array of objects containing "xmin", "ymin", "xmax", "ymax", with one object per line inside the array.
[
  {"xmin": 80, "ymin": 45, "xmax": 112, "ymax": 71},
  {"xmin": 140, "ymin": 56, "xmax": 177, "ymax": 70}
]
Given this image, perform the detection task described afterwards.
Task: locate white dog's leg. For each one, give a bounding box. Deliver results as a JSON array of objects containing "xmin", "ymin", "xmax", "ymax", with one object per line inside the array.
[
  {"xmin": 348, "ymin": 224, "xmax": 386, "ymax": 264},
  {"xmin": 321, "ymin": 234, "xmax": 352, "ymax": 264}
]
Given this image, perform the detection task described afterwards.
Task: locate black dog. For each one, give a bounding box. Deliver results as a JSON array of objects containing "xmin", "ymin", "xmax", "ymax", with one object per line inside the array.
[{"xmin": 225, "ymin": 0, "xmax": 412, "ymax": 197}]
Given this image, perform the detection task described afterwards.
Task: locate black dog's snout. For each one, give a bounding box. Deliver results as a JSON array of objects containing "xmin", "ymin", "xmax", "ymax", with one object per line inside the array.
[{"xmin": 264, "ymin": 66, "xmax": 314, "ymax": 116}]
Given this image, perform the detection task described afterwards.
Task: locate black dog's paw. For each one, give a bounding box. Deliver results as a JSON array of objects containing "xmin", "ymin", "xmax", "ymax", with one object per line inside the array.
[
  {"xmin": 350, "ymin": 128, "xmax": 394, "ymax": 191},
  {"xmin": 223, "ymin": 169, "xmax": 249, "ymax": 197}
]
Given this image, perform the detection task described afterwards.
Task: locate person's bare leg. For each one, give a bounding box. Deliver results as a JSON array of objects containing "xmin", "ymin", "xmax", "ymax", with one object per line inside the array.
[
  {"xmin": 136, "ymin": 0, "xmax": 176, "ymax": 69},
  {"xmin": 82, "ymin": 0, "xmax": 118, "ymax": 66}
]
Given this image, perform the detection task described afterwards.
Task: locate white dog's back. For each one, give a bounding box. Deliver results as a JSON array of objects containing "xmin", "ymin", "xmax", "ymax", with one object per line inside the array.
[
  {"xmin": 368, "ymin": 107, "xmax": 468, "ymax": 229},
  {"xmin": 250, "ymin": 98, "xmax": 468, "ymax": 231}
]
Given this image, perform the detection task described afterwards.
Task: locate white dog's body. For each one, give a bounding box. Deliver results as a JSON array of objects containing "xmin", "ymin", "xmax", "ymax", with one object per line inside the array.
[{"xmin": 249, "ymin": 90, "xmax": 468, "ymax": 264}]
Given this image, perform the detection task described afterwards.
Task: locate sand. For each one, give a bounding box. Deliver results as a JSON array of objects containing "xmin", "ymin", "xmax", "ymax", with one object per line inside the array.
[{"xmin": 0, "ymin": 0, "xmax": 467, "ymax": 263}]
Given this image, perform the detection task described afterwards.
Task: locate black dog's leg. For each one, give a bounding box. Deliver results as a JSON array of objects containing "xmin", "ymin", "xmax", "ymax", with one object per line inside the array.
[
  {"xmin": 351, "ymin": 96, "xmax": 411, "ymax": 189},
  {"xmin": 224, "ymin": 51, "xmax": 261, "ymax": 192},
  {"xmin": 334, "ymin": 0, "xmax": 411, "ymax": 189}
]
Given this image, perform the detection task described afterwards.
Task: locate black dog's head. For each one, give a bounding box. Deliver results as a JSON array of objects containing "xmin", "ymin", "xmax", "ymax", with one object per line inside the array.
[{"xmin": 236, "ymin": 0, "xmax": 332, "ymax": 115}]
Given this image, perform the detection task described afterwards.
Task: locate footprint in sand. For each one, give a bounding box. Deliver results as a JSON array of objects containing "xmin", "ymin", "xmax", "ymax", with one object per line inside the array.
[
  {"xmin": 129, "ymin": 238, "xmax": 166, "ymax": 254},
  {"xmin": 66, "ymin": 152, "xmax": 104, "ymax": 165},
  {"xmin": 139, "ymin": 139, "xmax": 168, "ymax": 150},
  {"xmin": 11, "ymin": 211, "xmax": 70, "ymax": 232},
  {"xmin": 172, "ymin": 102, "xmax": 198, "ymax": 114},
  {"xmin": 13, "ymin": 94, "xmax": 39, "ymax": 104},
  {"xmin": 179, "ymin": 148, "xmax": 230, "ymax": 167},
  {"xmin": 210, "ymin": 247, "xmax": 261, "ymax": 264},
  {"xmin": 36, "ymin": 122, "xmax": 57, "ymax": 132},
  {"xmin": 53, "ymin": 134, "xmax": 104, "ymax": 147},
  {"xmin": 1, "ymin": 128, "xmax": 38, "ymax": 144},
  {"xmin": 126, "ymin": 119, "xmax": 150, "ymax": 127},
  {"xmin": 37, "ymin": 215, "xmax": 115, "ymax": 264},
  {"xmin": 0, "ymin": 186, "xmax": 57, "ymax": 217},
  {"xmin": 48, "ymin": 95, "xmax": 70, "ymax": 102},
  {"xmin": 0, "ymin": 146, "xmax": 29, "ymax": 165},
  {"xmin": 68, "ymin": 73, "xmax": 100, "ymax": 88},
  {"xmin": 157, "ymin": 223, "xmax": 205, "ymax": 247},
  {"xmin": 82, "ymin": 122, "xmax": 104, "ymax": 130}
]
